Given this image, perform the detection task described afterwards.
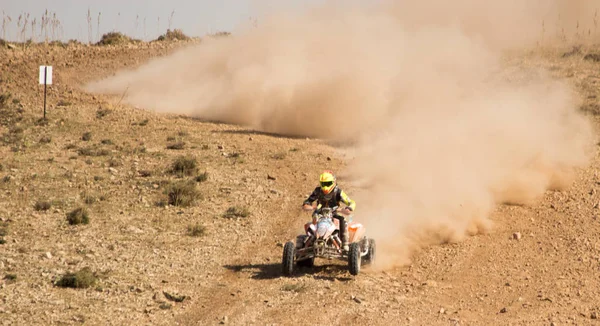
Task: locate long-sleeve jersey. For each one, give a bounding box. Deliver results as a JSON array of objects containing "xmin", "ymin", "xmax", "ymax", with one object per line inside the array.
[{"xmin": 303, "ymin": 186, "xmax": 356, "ymax": 211}]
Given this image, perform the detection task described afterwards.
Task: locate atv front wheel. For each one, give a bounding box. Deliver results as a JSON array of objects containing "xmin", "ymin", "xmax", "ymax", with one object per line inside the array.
[
  {"xmin": 363, "ymin": 238, "xmax": 376, "ymax": 265},
  {"xmin": 282, "ymin": 241, "xmax": 295, "ymax": 276},
  {"xmin": 348, "ymin": 242, "xmax": 361, "ymax": 276}
]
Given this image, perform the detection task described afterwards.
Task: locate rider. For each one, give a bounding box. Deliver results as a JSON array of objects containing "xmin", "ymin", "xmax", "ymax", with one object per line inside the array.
[{"xmin": 302, "ymin": 170, "xmax": 356, "ymax": 252}]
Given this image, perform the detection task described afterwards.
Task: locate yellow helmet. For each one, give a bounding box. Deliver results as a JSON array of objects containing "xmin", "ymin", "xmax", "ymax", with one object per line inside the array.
[{"xmin": 319, "ymin": 170, "xmax": 336, "ymax": 194}]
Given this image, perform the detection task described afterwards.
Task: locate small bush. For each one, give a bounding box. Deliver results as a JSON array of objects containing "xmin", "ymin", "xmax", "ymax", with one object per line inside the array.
[
  {"xmin": 272, "ymin": 152, "xmax": 287, "ymax": 160},
  {"xmin": 138, "ymin": 170, "xmax": 152, "ymax": 177},
  {"xmin": 93, "ymin": 176, "xmax": 104, "ymax": 181},
  {"xmin": 165, "ymin": 180, "xmax": 201, "ymax": 207},
  {"xmin": 178, "ymin": 131, "xmax": 189, "ymax": 137},
  {"xmin": 55, "ymin": 267, "xmax": 97, "ymax": 288},
  {"xmin": 170, "ymin": 155, "xmax": 198, "ymax": 177},
  {"xmin": 187, "ymin": 224, "xmax": 206, "ymax": 237},
  {"xmin": 166, "ymin": 142, "xmax": 186, "ymax": 150},
  {"xmin": 195, "ymin": 172, "xmax": 209, "ymax": 183},
  {"xmin": 101, "ymin": 139, "xmax": 113, "ymax": 145},
  {"xmin": 39, "ymin": 136, "xmax": 52, "ymax": 144},
  {"xmin": 81, "ymin": 192, "xmax": 96, "ymax": 205},
  {"xmin": 65, "ymin": 143, "xmax": 77, "ymax": 150},
  {"xmin": 81, "ymin": 132, "xmax": 92, "ymax": 141},
  {"xmin": 96, "ymin": 32, "xmax": 136, "ymax": 46},
  {"xmin": 137, "ymin": 119, "xmax": 149, "ymax": 126},
  {"xmin": 67, "ymin": 207, "xmax": 90, "ymax": 225},
  {"xmin": 57, "ymin": 100, "xmax": 71, "ymax": 107},
  {"xmin": 34, "ymin": 201, "xmax": 52, "ymax": 211},
  {"xmin": 0, "ymin": 163, "xmax": 3, "ymax": 171},
  {"xmin": 223, "ymin": 206, "xmax": 250, "ymax": 218},
  {"xmin": 108, "ymin": 158, "xmax": 122, "ymax": 167},
  {"xmin": 0, "ymin": 92, "xmax": 10, "ymax": 107},
  {"xmin": 96, "ymin": 108, "xmax": 111, "ymax": 119},
  {"xmin": 35, "ymin": 118, "xmax": 49, "ymax": 126},
  {"xmin": 281, "ymin": 283, "xmax": 307, "ymax": 293},
  {"xmin": 4, "ymin": 274, "xmax": 17, "ymax": 283},
  {"xmin": 156, "ymin": 29, "xmax": 190, "ymax": 41},
  {"xmin": 166, "ymin": 136, "xmax": 176, "ymax": 142},
  {"xmin": 78, "ymin": 146, "xmax": 109, "ymax": 157}
]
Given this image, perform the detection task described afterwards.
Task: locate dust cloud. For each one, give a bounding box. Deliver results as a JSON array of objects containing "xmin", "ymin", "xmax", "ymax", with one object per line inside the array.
[{"xmin": 87, "ymin": 0, "xmax": 597, "ymax": 267}]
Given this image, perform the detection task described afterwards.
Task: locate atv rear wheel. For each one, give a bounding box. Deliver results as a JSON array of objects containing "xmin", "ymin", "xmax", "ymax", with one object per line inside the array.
[
  {"xmin": 348, "ymin": 242, "xmax": 361, "ymax": 276},
  {"xmin": 282, "ymin": 241, "xmax": 295, "ymax": 276},
  {"xmin": 363, "ymin": 238, "xmax": 376, "ymax": 265}
]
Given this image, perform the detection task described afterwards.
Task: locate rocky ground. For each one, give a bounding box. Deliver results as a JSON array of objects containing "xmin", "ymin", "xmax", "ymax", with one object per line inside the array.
[{"xmin": 1, "ymin": 39, "xmax": 600, "ymax": 326}]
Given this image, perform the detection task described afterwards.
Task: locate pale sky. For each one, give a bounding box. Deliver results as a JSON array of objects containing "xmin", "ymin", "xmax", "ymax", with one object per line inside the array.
[{"xmin": 0, "ymin": 0, "xmax": 326, "ymax": 42}]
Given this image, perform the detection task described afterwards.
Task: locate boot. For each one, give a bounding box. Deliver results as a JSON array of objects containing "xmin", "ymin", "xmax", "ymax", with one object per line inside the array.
[{"xmin": 339, "ymin": 218, "xmax": 349, "ymax": 252}]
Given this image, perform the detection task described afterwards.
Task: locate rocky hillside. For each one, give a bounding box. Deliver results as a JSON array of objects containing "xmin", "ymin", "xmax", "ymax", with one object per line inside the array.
[{"xmin": 1, "ymin": 40, "xmax": 600, "ymax": 325}]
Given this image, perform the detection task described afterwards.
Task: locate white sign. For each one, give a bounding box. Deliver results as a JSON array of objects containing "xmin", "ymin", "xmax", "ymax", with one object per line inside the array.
[{"xmin": 39, "ymin": 66, "xmax": 53, "ymax": 85}]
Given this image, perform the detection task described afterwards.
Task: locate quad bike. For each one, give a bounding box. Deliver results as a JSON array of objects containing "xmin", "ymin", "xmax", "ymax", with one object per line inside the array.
[{"xmin": 282, "ymin": 206, "xmax": 375, "ymax": 276}]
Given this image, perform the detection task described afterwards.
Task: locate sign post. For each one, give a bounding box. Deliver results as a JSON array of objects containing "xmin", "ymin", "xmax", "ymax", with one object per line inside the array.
[{"xmin": 39, "ymin": 66, "xmax": 53, "ymax": 119}]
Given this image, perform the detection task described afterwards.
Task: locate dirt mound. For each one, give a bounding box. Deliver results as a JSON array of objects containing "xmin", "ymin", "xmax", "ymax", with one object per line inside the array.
[{"xmin": 1, "ymin": 2, "xmax": 600, "ymax": 325}]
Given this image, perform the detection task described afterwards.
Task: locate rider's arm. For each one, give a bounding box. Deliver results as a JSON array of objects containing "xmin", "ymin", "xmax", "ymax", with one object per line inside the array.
[
  {"xmin": 303, "ymin": 187, "xmax": 320, "ymax": 206},
  {"xmin": 339, "ymin": 190, "xmax": 356, "ymax": 211}
]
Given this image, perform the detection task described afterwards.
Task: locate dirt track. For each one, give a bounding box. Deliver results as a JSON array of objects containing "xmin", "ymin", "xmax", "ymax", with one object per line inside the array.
[{"xmin": 1, "ymin": 40, "xmax": 600, "ymax": 325}]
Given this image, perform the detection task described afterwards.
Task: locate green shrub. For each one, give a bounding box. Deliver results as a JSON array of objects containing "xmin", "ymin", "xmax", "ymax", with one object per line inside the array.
[
  {"xmin": 67, "ymin": 207, "xmax": 90, "ymax": 225},
  {"xmin": 195, "ymin": 172, "xmax": 208, "ymax": 183},
  {"xmin": 156, "ymin": 29, "xmax": 190, "ymax": 41},
  {"xmin": 81, "ymin": 132, "xmax": 92, "ymax": 141},
  {"xmin": 223, "ymin": 206, "xmax": 250, "ymax": 218},
  {"xmin": 169, "ymin": 156, "xmax": 198, "ymax": 177},
  {"xmin": 34, "ymin": 201, "xmax": 52, "ymax": 211},
  {"xmin": 55, "ymin": 267, "xmax": 97, "ymax": 288},
  {"xmin": 77, "ymin": 146, "xmax": 109, "ymax": 156},
  {"xmin": 187, "ymin": 224, "xmax": 206, "ymax": 237},
  {"xmin": 96, "ymin": 32, "xmax": 137, "ymax": 46},
  {"xmin": 165, "ymin": 181, "xmax": 201, "ymax": 207},
  {"xmin": 166, "ymin": 142, "xmax": 186, "ymax": 150}
]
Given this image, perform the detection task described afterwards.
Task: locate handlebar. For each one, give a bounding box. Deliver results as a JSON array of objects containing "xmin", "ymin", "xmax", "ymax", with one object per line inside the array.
[{"xmin": 301, "ymin": 205, "xmax": 351, "ymax": 215}]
